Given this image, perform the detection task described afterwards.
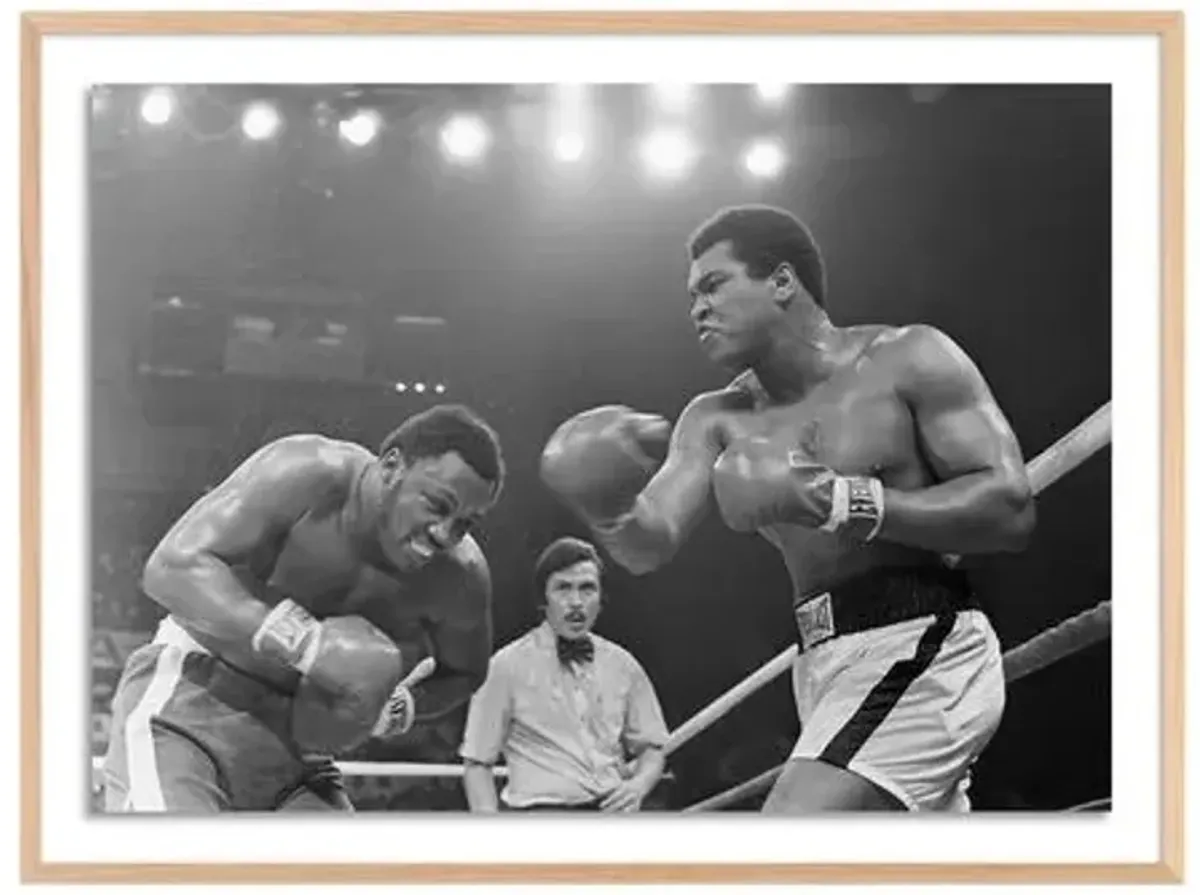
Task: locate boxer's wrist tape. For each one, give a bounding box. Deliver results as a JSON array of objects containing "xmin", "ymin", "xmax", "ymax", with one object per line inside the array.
[
  {"xmin": 819, "ymin": 476, "xmax": 885, "ymax": 542},
  {"xmin": 251, "ymin": 599, "xmax": 323, "ymax": 675},
  {"xmin": 371, "ymin": 684, "xmax": 416, "ymax": 739}
]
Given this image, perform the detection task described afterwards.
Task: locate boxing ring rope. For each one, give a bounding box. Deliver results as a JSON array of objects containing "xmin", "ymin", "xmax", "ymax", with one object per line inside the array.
[
  {"xmin": 1023, "ymin": 401, "xmax": 1112, "ymax": 496},
  {"xmin": 90, "ymin": 402, "xmax": 1113, "ymax": 807},
  {"xmin": 336, "ymin": 763, "xmax": 507, "ymax": 778}
]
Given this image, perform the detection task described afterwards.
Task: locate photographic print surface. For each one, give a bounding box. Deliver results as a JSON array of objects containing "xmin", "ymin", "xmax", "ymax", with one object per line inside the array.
[{"xmin": 87, "ymin": 82, "xmax": 1112, "ymax": 817}]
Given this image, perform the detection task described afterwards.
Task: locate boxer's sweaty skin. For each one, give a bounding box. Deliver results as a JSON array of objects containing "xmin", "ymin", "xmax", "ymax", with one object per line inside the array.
[
  {"xmin": 710, "ymin": 326, "xmax": 943, "ymax": 597},
  {"xmin": 143, "ymin": 435, "xmax": 493, "ymax": 708},
  {"xmin": 619, "ymin": 323, "xmax": 1032, "ymax": 600},
  {"xmin": 700, "ymin": 323, "xmax": 926, "ymax": 595}
]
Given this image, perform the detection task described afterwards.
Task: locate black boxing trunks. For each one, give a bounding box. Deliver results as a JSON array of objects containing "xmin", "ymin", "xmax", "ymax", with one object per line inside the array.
[{"xmin": 788, "ymin": 566, "xmax": 1005, "ymax": 811}]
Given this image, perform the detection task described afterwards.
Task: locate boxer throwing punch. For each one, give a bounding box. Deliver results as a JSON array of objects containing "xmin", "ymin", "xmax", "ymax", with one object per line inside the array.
[
  {"xmin": 102, "ymin": 405, "xmax": 504, "ymax": 812},
  {"xmin": 542, "ymin": 205, "xmax": 1035, "ymax": 812}
]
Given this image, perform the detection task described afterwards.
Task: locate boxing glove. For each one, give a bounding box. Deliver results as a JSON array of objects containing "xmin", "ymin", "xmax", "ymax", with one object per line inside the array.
[
  {"xmin": 253, "ymin": 601, "xmax": 404, "ymax": 753},
  {"xmin": 712, "ymin": 438, "xmax": 885, "ymax": 540},
  {"xmin": 540, "ymin": 405, "xmax": 670, "ymax": 526}
]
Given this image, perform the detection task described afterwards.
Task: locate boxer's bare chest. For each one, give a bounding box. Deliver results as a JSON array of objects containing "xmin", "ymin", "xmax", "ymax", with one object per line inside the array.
[
  {"xmin": 713, "ymin": 347, "xmax": 932, "ymax": 593},
  {"xmin": 207, "ymin": 511, "xmax": 433, "ymax": 688},
  {"xmin": 716, "ymin": 366, "xmax": 918, "ymax": 479},
  {"xmin": 250, "ymin": 509, "xmax": 427, "ymax": 626}
]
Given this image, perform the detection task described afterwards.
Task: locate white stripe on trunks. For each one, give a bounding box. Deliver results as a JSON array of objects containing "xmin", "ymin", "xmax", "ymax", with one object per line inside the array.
[{"xmin": 123, "ymin": 645, "xmax": 185, "ymax": 811}]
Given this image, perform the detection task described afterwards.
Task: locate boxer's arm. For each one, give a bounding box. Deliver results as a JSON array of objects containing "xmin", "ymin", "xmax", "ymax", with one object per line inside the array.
[
  {"xmin": 595, "ymin": 393, "xmax": 725, "ymax": 575},
  {"xmin": 876, "ymin": 325, "xmax": 1035, "ymax": 554},
  {"xmin": 411, "ymin": 541, "xmax": 494, "ymax": 721},
  {"xmin": 141, "ymin": 436, "xmax": 347, "ymax": 644}
]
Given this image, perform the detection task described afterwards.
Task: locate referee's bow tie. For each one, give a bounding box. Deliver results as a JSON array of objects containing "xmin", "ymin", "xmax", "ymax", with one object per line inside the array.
[{"xmin": 557, "ymin": 635, "xmax": 594, "ymax": 666}]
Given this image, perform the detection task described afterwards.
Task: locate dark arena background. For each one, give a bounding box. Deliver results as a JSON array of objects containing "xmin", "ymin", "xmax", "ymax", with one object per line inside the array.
[{"xmin": 88, "ymin": 84, "xmax": 1111, "ymax": 812}]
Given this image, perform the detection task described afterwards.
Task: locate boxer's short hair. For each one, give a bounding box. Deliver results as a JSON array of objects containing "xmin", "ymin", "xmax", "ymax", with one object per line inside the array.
[
  {"xmin": 534, "ymin": 537, "xmax": 604, "ymax": 603},
  {"xmin": 688, "ymin": 204, "xmax": 827, "ymax": 308},
  {"xmin": 380, "ymin": 404, "xmax": 505, "ymax": 493}
]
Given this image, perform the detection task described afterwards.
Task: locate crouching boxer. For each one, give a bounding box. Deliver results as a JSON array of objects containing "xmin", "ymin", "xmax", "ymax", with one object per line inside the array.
[
  {"xmin": 541, "ymin": 205, "xmax": 1036, "ymax": 812},
  {"xmin": 102, "ymin": 405, "xmax": 504, "ymax": 813}
]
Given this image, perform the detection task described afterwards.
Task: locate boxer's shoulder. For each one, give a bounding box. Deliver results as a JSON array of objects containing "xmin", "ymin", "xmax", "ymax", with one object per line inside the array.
[
  {"xmin": 668, "ymin": 387, "xmax": 755, "ymax": 452},
  {"xmin": 253, "ymin": 434, "xmax": 369, "ymax": 506},
  {"xmin": 445, "ymin": 533, "xmax": 490, "ymax": 583},
  {"xmin": 862, "ymin": 324, "xmax": 984, "ymax": 398},
  {"xmin": 724, "ymin": 370, "xmax": 770, "ymax": 411},
  {"xmin": 412, "ymin": 535, "xmax": 492, "ymax": 614},
  {"xmin": 683, "ymin": 385, "xmax": 756, "ymax": 422},
  {"xmin": 856, "ymin": 323, "xmax": 956, "ymax": 368}
]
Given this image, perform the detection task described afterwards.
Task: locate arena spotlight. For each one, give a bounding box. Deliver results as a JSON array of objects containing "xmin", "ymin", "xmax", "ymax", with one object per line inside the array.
[
  {"xmin": 640, "ymin": 128, "xmax": 697, "ymax": 180},
  {"xmin": 338, "ymin": 110, "xmax": 382, "ymax": 147},
  {"xmin": 139, "ymin": 87, "xmax": 176, "ymax": 126},
  {"xmin": 742, "ymin": 139, "xmax": 787, "ymax": 179},
  {"xmin": 553, "ymin": 132, "xmax": 586, "ymax": 163},
  {"xmin": 434, "ymin": 383, "xmax": 447, "ymax": 395},
  {"xmin": 414, "ymin": 382, "xmax": 427, "ymax": 394},
  {"xmin": 241, "ymin": 102, "xmax": 282, "ymax": 141},
  {"xmin": 394, "ymin": 382, "xmax": 408, "ymax": 393},
  {"xmin": 440, "ymin": 114, "xmax": 491, "ymax": 163},
  {"xmin": 754, "ymin": 83, "xmax": 791, "ymax": 105},
  {"xmin": 548, "ymin": 84, "xmax": 591, "ymax": 166}
]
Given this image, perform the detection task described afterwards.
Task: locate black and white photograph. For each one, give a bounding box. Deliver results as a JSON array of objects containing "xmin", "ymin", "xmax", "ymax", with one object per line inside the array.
[{"xmin": 86, "ymin": 81, "xmax": 1114, "ymax": 817}]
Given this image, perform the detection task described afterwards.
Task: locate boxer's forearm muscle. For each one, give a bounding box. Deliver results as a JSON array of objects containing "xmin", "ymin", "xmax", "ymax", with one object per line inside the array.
[
  {"xmin": 142, "ymin": 550, "xmax": 270, "ymax": 642},
  {"xmin": 598, "ymin": 395, "xmax": 724, "ymax": 575},
  {"xmin": 876, "ymin": 470, "xmax": 1034, "ymax": 554},
  {"xmin": 592, "ymin": 498, "xmax": 681, "ymax": 575}
]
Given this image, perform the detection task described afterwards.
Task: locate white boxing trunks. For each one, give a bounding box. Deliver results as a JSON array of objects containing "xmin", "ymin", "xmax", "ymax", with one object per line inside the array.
[{"xmin": 789, "ymin": 574, "xmax": 1005, "ymax": 811}]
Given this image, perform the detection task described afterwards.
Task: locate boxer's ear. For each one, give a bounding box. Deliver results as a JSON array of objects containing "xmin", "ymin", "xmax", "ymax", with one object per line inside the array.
[
  {"xmin": 379, "ymin": 448, "xmax": 407, "ymax": 483},
  {"xmin": 770, "ymin": 263, "xmax": 799, "ymax": 307}
]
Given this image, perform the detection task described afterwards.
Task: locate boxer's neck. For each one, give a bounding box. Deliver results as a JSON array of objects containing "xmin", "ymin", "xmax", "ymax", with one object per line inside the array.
[
  {"xmin": 751, "ymin": 313, "xmax": 847, "ymax": 404},
  {"xmin": 343, "ymin": 462, "xmax": 388, "ymax": 560}
]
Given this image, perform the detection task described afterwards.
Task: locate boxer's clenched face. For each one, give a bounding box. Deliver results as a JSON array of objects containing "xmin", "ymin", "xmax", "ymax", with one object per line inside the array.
[
  {"xmin": 378, "ymin": 450, "xmax": 495, "ymax": 571},
  {"xmin": 687, "ymin": 240, "xmax": 793, "ymax": 370},
  {"xmin": 543, "ymin": 560, "xmax": 602, "ymax": 640}
]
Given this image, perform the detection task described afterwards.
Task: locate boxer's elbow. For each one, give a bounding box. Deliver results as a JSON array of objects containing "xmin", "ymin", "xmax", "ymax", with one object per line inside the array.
[
  {"xmin": 993, "ymin": 478, "xmax": 1036, "ymax": 553},
  {"xmin": 606, "ymin": 518, "xmax": 681, "ymax": 576},
  {"xmin": 142, "ymin": 543, "xmax": 224, "ymax": 614},
  {"xmin": 141, "ymin": 544, "xmax": 193, "ymax": 606},
  {"xmin": 1002, "ymin": 498, "xmax": 1037, "ymax": 553},
  {"xmin": 615, "ymin": 551, "xmax": 666, "ymax": 577}
]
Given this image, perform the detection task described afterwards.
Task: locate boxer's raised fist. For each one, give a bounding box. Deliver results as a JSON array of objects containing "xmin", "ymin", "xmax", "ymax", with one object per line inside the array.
[
  {"xmin": 713, "ymin": 437, "xmax": 838, "ymax": 533},
  {"xmin": 303, "ymin": 615, "xmax": 403, "ymax": 702},
  {"xmin": 540, "ymin": 405, "xmax": 670, "ymax": 526}
]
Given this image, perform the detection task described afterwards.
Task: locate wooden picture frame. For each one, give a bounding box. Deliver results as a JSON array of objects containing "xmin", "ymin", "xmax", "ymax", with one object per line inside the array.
[{"xmin": 21, "ymin": 10, "xmax": 1184, "ymax": 884}]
